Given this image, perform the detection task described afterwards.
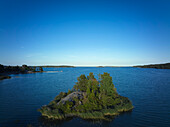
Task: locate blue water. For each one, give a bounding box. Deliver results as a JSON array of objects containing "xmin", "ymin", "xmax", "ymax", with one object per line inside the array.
[{"xmin": 0, "ymin": 67, "xmax": 170, "ymax": 127}]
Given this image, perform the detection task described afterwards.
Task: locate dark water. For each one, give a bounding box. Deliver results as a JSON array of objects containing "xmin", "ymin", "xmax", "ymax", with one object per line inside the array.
[{"xmin": 0, "ymin": 67, "xmax": 170, "ymax": 127}]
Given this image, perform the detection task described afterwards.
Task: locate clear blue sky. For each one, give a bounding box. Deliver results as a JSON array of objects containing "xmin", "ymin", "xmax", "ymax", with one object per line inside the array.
[{"xmin": 0, "ymin": 0, "xmax": 170, "ymax": 66}]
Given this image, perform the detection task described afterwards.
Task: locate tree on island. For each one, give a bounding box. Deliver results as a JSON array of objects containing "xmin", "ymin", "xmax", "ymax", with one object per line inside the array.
[
  {"xmin": 39, "ymin": 72, "xmax": 133, "ymax": 120},
  {"xmin": 39, "ymin": 67, "xmax": 43, "ymax": 72},
  {"xmin": 0, "ymin": 64, "xmax": 44, "ymax": 80},
  {"xmin": 22, "ymin": 64, "xmax": 28, "ymax": 68},
  {"xmin": 31, "ymin": 67, "xmax": 36, "ymax": 72},
  {"xmin": 0, "ymin": 64, "xmax": 4, "ymax": 73}
]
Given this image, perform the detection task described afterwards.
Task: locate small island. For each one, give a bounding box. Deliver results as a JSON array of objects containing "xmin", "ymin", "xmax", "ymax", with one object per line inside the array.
[
  {"xmin": 38, "ymin": 72, "xmax": 133, "ymax": 121},
  {"xmin": 0, "ymin": 75, "xmax": 11, "ymax": 80}
]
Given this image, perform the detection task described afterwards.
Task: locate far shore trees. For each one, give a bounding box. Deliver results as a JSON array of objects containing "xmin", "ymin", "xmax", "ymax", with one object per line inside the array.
[
  {"xmin": 0, "ymin": 64, "xmax": 43, "ymax": 74},
  {"xmin": 39, "ymin": 67, "xmax": 43, "ymax": 72}
]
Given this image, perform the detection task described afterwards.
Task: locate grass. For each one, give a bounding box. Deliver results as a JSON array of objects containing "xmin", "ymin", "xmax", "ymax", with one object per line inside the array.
[{"xmin": 39, "ymin": 102, "xmax": 133, "ymax": 121}]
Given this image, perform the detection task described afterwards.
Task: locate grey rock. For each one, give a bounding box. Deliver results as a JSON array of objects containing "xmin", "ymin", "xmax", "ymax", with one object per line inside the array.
[{"xmin": 57, "ymin": 91, "xmax": 84, "ymax": 105}]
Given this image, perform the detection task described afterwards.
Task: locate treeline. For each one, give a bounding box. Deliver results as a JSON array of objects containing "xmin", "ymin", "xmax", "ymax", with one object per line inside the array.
[
  {"xmin": 134, "ymin": 63, "xmax": 170, "ymax": 69},
  {"xmin": 0, "ymin": 64, "xmax": 43, "ymax": 74},
  {"xmin": 36, "ymin": 65, "xmax": 74, "ymax": 68}
]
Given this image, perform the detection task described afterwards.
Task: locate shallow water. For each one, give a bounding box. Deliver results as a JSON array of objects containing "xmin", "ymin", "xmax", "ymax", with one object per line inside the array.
[{"xmin": 0, "ymin": 67, "xmax": 170, "ymax": 127}]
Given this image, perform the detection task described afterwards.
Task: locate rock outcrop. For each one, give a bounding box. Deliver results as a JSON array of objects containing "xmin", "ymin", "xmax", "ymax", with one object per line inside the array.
[{"xmin": 57, "ymin": 91, "xmax": 85, "ymax": 105}]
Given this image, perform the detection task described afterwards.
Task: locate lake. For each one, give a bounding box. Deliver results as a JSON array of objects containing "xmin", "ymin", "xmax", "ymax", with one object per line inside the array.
[{"xmin": 0, "ymin": 67, "xmax": 170, "ymax": 127}]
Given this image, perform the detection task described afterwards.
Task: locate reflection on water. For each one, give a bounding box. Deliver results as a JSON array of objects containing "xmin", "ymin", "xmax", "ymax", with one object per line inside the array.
[{"xmin": 45, "ymin": 71, "xmax": 63, "ymax": 73}]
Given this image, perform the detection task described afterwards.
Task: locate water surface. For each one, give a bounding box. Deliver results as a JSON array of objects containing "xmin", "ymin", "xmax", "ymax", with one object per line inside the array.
[{"xmin": 0, "ymin": 67, "xmax": 170, "ymax": 127}]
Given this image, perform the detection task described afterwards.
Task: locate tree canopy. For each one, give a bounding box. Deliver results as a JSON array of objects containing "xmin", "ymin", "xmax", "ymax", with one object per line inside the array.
[{"xmin": 39, "ymin": 72, "xmax": 133, "ymax": 120}]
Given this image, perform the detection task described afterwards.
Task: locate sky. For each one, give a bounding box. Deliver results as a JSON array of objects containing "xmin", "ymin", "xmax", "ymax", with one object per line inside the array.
[{"xmin": 0, "ymin": 0, "xmax": 170, "ymax": 66}]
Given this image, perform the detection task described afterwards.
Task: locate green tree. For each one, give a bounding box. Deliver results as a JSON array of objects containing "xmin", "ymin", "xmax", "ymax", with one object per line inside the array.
[
  {"xmin": 0, "ymin": 64, "xmax": 4, "ymax": 73},
  {"xmin": 39, "ymin": 67, "xmax": 43, "ymax": 72},
  {"xmin": 87, "ymin": 72, "xmax": 95, "ymax": 80},
  {"xmin": 99, "ymin": 72, "xmax": 117, "ymax": 96},
  {"xmin": 32, "ymin": 67, "xmax": 36, "ymax": 72},
  {"xmin": 74, "ymin": 74, "xmax": 88, "ymax": 92},
  {"xmin": 67, "ymin": 89, "xmax": 72, "ymax": 95},
  {"xmin": 22, "ymin": 64, "xmax": 27, "ymax": 68}
]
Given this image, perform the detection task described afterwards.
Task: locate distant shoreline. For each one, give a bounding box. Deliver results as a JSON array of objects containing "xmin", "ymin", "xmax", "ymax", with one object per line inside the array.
[
  {"xmin": 36, "ymin": 65, "xmax": 75, "ymax": 68},
  {"xmin": 0, "ymin": 64, "xmax": 45, "ymax": 80},
  {"xmin": 133, "ymin": 63, "xmax": 170, "ymax": 69},
  {"xmin": 0, "ymin": 71, "xmax": 46, "ymax": 80}
]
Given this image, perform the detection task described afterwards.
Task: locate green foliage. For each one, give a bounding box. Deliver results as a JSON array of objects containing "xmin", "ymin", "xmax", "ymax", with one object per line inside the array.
[
  {"xmin": 54, "ymin": 92, "xmax": 67, "ymax": 102},
  {"xmin": 0, "ymin": 64, "xmax": 41, "ymax": 74},
  {"xmin": 22, "ymin": 64, "xmax": 28, "ymax": 68},
  {"xmin": 61, "ymin": 101, "xmax": 74, "ymax": 113},
  {"xmin": 73, "ymin": 74, "xmax": 88, "ymax": 92},
  {"xmin": 32, "ymin": 67, "xmax": 36, "ymax": 72},
  {"xmin": 67, "ymin": 89, "xmax": 72, "ymax": 95},
  {"xmin": 134, "ymin": 63, "xmax": 170, "ymax": 69},
  {"xmin": 39, "ymin": 67, "xmax": 43, "ymax": 72},
  {"xmin": 0, "ymin": 64, "xmax": 4, "ymax": 73},
  {"xmin": 39, "ymin": 72, "xmax": 133, "ymax": 120},
  {"xmin": 87, "ymin": 72, "xmax": 95, "ymax": 80},
  {"xmin": 99, "ymin": 72, "xmax": 117, "ymax": 96}
]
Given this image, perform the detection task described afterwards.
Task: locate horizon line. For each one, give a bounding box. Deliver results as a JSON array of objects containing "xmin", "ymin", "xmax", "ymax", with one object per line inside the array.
[{"xmin": 1, "ymin": 62, "xmax": 170, "ymax": 67}]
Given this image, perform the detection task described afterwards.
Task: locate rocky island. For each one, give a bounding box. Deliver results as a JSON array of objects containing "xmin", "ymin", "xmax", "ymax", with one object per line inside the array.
[{"xmin": 39, "ymin": 72, "xmax": 133, "ymax": 121}]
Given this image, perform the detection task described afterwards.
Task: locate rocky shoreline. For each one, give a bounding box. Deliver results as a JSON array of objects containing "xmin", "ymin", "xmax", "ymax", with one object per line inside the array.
[{"xmin": 0, "ymin": 75, "xmax": 11, "ymax": 80}]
